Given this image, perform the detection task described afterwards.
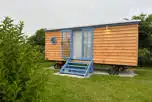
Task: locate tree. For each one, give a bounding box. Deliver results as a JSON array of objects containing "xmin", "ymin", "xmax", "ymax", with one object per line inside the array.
[
  {"xmin": 28, "ymin": 29, "xmax": 45, "ymax": 54},
  {"xmin": 132, "ymin": 13, "xmax": 152, "ymax": 50},
  {"xmin": 0, "ymin": 17, "xmax": 48, "ymax": 101},
  {"xmin": 132, "ymin": 14, "xmax": 152, "ymax": 66}
]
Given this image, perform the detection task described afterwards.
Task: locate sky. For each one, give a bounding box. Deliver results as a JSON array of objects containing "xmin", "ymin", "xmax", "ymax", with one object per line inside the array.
[{"xmin": 0, "ymin": 0, "xmax": 152, "ymax": 35}]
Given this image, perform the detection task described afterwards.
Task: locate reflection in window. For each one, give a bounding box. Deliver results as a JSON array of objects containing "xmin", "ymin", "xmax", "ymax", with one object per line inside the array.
[
  {"xmin": 83, "ymin": 31, "xmax": 91, "ymax": 58},
  {"xmin": 50, "ymin": 37, "xmax": 57, "ymax": 44},
  {"xmin": 62, "ymin": 32, "xmax": 71, "ymax": 58}
]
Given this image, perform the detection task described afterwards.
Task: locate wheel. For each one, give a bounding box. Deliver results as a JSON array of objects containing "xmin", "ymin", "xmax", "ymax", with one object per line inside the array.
[{"xmin": 109, "ymin": 65, "xmax": 120, "ymax": 75}]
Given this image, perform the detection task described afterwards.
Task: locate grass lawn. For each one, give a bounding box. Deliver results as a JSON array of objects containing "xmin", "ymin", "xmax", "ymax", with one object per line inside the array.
[{"xmin": 40, "ymin": 62, "xmax": 152, "ymax": 102}]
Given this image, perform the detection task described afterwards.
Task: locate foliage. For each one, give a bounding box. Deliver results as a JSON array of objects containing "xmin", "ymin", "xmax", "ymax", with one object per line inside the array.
[
  {"xmin": 132, "ymin": 13, "xmax": 152, "ymax": 66},
  {"xmin": 0, "ymin": 17, "xmax": 48, "ymax": 102},
  {"xmin": 28, "ymin": 29, "xmax": 45, "ymax": 56},
  {"xmin": 132, "ymin": 13, "xmax": 152, "ymax": 49},
  {"xmin": 138, "ymin": 48, "xmax": 152, "ymax": 66}
]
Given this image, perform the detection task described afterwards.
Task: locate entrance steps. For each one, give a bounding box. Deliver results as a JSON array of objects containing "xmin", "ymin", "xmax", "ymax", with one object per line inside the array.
[{"xmin": 60, "ymin": 59, "xmax": 93, "ymax": 77}]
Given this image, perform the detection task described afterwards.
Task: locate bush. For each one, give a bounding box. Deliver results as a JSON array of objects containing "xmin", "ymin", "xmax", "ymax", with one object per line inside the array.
[
  {"xmin": 0, "ymin": 17, "xmax": 48, "ymax": 102},
  {"xmin": 138, "ymin": 48, "xmax": 152, "ymax": 66}
]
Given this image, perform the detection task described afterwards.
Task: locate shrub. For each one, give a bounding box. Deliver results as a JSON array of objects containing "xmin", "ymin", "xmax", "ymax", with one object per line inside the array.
[
  {"xmin": 138, "ymin": 48, "xmax": 152, "ymax": 66},
  {"xmin": 0, "ymin": 17, "xmax": 48, "ymax": 102}
]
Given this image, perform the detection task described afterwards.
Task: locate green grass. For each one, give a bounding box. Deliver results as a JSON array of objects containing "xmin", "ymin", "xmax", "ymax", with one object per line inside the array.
[{"xmin": 40, "ymin": 62, "xmax": 152, "ymax": 102}]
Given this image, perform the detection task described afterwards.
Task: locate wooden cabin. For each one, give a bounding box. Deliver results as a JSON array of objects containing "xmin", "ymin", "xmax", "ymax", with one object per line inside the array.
[{"xmin": 45, "ymin": 21, "xmax": 139, "ymax": 76}]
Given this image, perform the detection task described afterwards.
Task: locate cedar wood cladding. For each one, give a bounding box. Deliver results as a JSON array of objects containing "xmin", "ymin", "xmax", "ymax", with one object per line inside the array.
[
  {"xmin": 45, "ymin": 24, "xmax": 138, "ymax": 66},
  {"xmin": 45, "ymin": 31, "xmax": 62, "ymax": 61},
  {"xmin": 93, "ymin": 24, "xmax": 138, "ymax": 66}
]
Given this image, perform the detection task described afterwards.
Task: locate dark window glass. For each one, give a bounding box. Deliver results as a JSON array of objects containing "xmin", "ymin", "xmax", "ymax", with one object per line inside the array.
[{"xmin": 50, "ymin": 37, "xmax": 57, "ymax": 44}]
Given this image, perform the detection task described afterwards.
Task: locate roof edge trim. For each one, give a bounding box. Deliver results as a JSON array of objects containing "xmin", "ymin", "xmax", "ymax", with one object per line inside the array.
[{"xmin": 45, "ymin": 21, "xmax": 140, "ymax": 32}]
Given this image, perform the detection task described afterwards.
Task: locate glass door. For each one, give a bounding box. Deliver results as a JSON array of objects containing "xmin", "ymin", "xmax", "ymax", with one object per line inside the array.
[
  {"xmin": 71, "ymin": 29, "xmax": 93, "ymax": 60},
  {"xmin": 72, "ymin": 31, "xmax": 82, "ymax": 59},
  {"xmin": 82, "ymin": 30, "xmax": 92, "ymax": 60}
]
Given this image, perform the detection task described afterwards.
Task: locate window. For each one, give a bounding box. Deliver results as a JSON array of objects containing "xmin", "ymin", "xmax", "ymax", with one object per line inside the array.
[
  {"xmin": 62, "ymin": 31, "xmax": 71, "ymax": 58},
  {"xmin": 83, "ymin": 30, "xmax": 92, "ymax": 59},
  {"xmin": 50, "ymin": 37, "xmax": 57, "ymax": 44}
]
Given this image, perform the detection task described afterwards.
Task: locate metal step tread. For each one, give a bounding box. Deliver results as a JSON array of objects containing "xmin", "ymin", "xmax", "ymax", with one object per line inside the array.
[
  {"xmin": 68, "ymin": 62, "xmax": 89, "ymax": 65},
  {"xmin": 62, "ymin": 68, "xmax": 87, "ymax": 72},
  {"xmin": 67, "ymin": 64, "xmax": 87, "ymax": 68}
]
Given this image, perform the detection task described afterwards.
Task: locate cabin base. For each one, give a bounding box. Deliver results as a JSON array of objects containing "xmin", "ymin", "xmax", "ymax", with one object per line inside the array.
[
  {"xmin": 53, "ymin": 61, "xmax": 65, "ymax": 69},
  {"xmin": 108, "ymin": 65, "xmax": 128, "ymax": 75}
]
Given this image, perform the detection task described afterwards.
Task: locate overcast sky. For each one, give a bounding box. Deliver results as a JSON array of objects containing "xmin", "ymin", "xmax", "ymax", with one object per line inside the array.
[{"xmin": 0, "ymin": 0, "xmax": 152, "ymax": 35}]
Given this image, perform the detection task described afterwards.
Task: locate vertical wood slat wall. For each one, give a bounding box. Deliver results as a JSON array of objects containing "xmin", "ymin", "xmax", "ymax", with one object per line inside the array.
[
  {"xmin": 93, "ymin": 24, "xmax": 138, "ymax": 66},
  {"xmin": 45, "ymin": 31, "xmax": 62, "ymax": 61}
]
